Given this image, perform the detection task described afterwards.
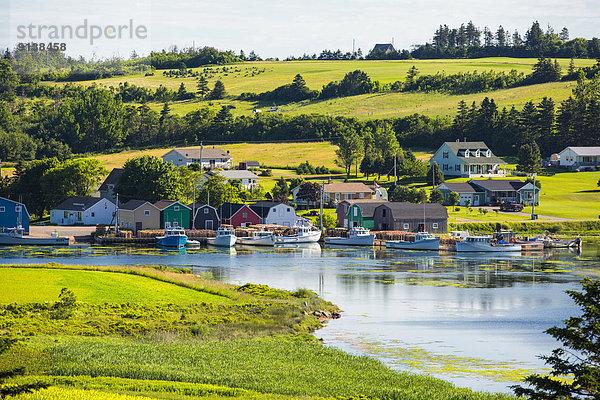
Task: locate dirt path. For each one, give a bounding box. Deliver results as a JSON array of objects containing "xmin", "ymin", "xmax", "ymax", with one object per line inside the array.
[{"xmin": 29, "ymin": 226, "xmax": 96, "ymax": 239}]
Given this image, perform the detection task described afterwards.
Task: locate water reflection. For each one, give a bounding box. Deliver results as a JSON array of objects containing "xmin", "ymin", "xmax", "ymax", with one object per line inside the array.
[{"xmin": 0, "ymin": 242, "xmax": 598, "ymax": 393}]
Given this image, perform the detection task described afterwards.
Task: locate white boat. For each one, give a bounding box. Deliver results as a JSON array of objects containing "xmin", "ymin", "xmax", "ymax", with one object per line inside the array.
[
  {"xmin": 455, "ymin": 235, "xmax": 522, "ymax": 252},
  {"xmin": 386, "ymin": 232, "xmax": 440, "ymax": 251},
  {"xmin": 0, "ymin": 226, "xmax": 70, "ymax": 246},
  {"xmin": 156, "ymin": 228, "xmax": 188, "ymax": 248},
  {"xmin": 276, "ymin": 225, "xmax": 321, "ymax": 244},
  {"xmin": 324, "ymin": 227, "xmax": 375, "ymax": 246},
  {"xmin": 207, "ymin": 227, "xmax": 237, "ymax": 247},
  {"xmin": 449, "ymin": 230, "xmax": 469, "ymax": 241},
  {"xmin": 237, "ymin": 230, "xmax": 276, "ymax": 246}
]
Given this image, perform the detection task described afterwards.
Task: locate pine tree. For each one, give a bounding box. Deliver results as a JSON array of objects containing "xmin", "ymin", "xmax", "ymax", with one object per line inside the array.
[
  {"xmin": 427, "ymin": 162, "xmax": 444, "ymax": 186},
  {"xmin": 196, "ymin": 76, "xmax": 209, "ymax": 98},
  {"xmin": 208, "ymin": 80, "xmax": 226, "ymax": 100},
  {"xmin": 517, "ymin": 142, "xmax": 542, "ymax": 174}
]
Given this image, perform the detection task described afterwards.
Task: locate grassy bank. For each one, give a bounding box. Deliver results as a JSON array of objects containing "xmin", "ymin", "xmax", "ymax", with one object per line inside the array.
[
  {"xmin": 0, "ymin": 263, "xmax": 515, "ymax": 400},
  {"xmin": 450, "ymin": 220, "xmax": 600, "ymax": 235}
]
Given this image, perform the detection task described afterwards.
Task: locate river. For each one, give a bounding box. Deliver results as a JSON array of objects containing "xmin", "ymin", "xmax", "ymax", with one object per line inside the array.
[{"xmin": 1, "ymin": 241, "xmax": 599, "ymax": 393}]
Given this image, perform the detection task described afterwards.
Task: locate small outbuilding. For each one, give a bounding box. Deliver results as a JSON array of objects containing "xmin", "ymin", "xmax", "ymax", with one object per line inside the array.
[
  {"xmin": 373, "ymin": 202, "xmax": 448, "ymax": 233},
  {"xmin": 0, "ymin": 197, "xmax": 29, "ymax": 233},
  {"xmin": 218, "ymin": 203, "xmax": 261, "ymax": 227},
  {"xmin": 189, "ymin": 203, "xmax": 220, "ymax": 230},
  {"xmin": 118, "ymin": 200, "xmax": 161, "ymax": 233},
  {"xmin": 154, "ymin": 200, "xmax": 191, "ymax": 229},
  {"xmin": 50, "ymin": 196, "xmax": 116, "ymax": 226}
]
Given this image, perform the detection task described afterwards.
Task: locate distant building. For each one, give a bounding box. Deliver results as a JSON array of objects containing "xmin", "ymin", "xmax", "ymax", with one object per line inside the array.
[
  {"xmin": 0, "ymin": 197, "xmax": 29, "ymax": 233},
  {"xmin": 373, "ymin": 202, "xmax": 448, "ymax": 233},
  {"xmin": 371, "ymin": 43, "xmax": 395, "ymax": 54},
  {"xmin": 335, "ymin": 199, "xmax": 388, "ymax": 228},
  {"xmin": 99, "ymin": 168, "xmax": 123, "ymax": 204},
  {"xmin": 118, "ymin": 200, "xmax": 161, "ymax": 233},
  {"xmin": 162, "ymin": 147, "xmax": 232, "ymax": 169},
  {"xmin": 436, "ymin": 179, "xmax": 540, "ymax": 206},
  {"xmin": 429, "ymin": 141, "xmax": 507, "ymax": 178},
  {"xmin": 206, "ymin": 170, "xmax": 260, "ymax": 190},
  {"xmin": 239, "ymin": 161, "xmax": 260, "ymax": 170},
  {"xmin": 50, "ymin": 196, "xmax": 116, "ymax": 226},
  {"xmin": 558, "ymin": 146, "xmax": 600, "ymax": 170},
  {"xmin": 291, "ymin": 181, "xmax": 375, "ymax": 208}
]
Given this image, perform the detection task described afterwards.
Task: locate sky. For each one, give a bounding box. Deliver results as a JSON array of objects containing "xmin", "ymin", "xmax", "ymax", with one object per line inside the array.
[{"xmin": 1, "ymin": 0, "xmax": 600, "ymax": 60}]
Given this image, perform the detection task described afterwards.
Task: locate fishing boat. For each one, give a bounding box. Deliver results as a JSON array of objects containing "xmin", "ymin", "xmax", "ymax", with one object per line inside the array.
[
  {"xmin": 276, "ymin": 225, "xmax": 321, "ymax": 244},
  {"xmin": 0, "ymin": 226, "xmax": 70, "ymax": 246},
  {"xmin": 155, "ymin": 228, "xmax": 188, "ymax": 248},
  {"xmin": 386, "ymin": 232, "xmax": 440, "ymax": 251},
  {"xmin": 543, "ymin": 236, "xmax": 582, "ymax": 248},
  {"xmin": 455, "ymin": 235, "xmax": 521, "ymax": 252},
  {"xmin": 324, "ymin": 227, "xmax": 375, "ymax": 246},
  {"xmin": 237, "ymin": 230, "xmax": 276, "ymax": 246},
  {"xmin": 207, "ymin": 227, "xmax": 237, "ymax": 247}
]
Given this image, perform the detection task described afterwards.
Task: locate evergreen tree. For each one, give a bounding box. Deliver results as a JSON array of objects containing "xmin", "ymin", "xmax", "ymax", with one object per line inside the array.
[
  {"xmin": 427, "ymin": 162, "xmax": 445, "ymax": 186},
  {"xmin": 536, "ymin": 97, "xmax": 556, "ymax": 155},
  {"xmin": 429, "ymin": 189, "xmax": 444, "ymax": 204},
  {"xmin": 208, "ymin": 80, "xmax": 226, "ymax": 100},
  {"xmin": 513, "ymin": 278, "xmax": 600, "ymax": 399},
  {"xmin": 448, "ymin": 192, "xmax": 460, "ymax": 207},
  {"xmin": 517, "ymin": 142, "xmax": 542, "ymax": 174},
  {"xmin": 196, "ymin": 76, "xmax": 210, "ymax": 98}
]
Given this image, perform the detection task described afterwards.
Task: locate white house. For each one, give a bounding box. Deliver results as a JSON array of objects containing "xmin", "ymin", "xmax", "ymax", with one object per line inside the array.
[
  {"xmin": 558, "ymin": 147, "xmax": 600, "ymax": 170},
  {"xmin": 50, "ymin": 196, "xmax": 116, "ymax": 226},
  {"xmin": 207, "ymin": 170, "xmax": 260, "ymax": 190},
  {"xmin": 249, "ymin": 201, "xmax": 305, "ymax": 227},
  {"xmin": 429, "ymin": 141, "xmax": 507, "ymax": 178},
  {"xmin": 162, "ymin": 147, "xmax": 233, "ymax": 169}
]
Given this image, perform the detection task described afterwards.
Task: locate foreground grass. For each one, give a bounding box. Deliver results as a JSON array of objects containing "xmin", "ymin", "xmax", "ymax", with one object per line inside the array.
[{"xmin": 0, "ymin": 263, "xmax": 516, "ymax": 399}]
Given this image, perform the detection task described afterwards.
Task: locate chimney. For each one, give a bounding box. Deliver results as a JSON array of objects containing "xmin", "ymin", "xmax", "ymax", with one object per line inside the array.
[{"xmin": 328, "ymin": 177, "xmax": 332, "ymax": 184}]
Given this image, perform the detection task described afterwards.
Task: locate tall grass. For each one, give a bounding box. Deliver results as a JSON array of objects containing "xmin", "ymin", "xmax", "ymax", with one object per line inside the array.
[{"xmin": 43, "ymin": 336, "xmax": 515, "ymax": 400}]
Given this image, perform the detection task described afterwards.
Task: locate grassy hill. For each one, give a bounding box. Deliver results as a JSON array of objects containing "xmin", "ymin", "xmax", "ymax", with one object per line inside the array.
[{"xmin": 55, "ymin": 58, "xmax": 596, "ymax": 120}]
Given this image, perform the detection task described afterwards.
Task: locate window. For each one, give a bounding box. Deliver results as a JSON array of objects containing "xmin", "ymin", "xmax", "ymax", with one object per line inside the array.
[
  {"xmin": 403, "ymin": 223, "xmax": 409, "ymax": 230},
  {"xmin": 271, "ymin": 208, "xmax": 276, "ymax": 212},
  {"xmin": 433, "ymin": 223, "xmax": 438, "ymax": 229},
  {"xmin": 345, "ymin": 194, "xmax": 351, "ymax": 200},
  {"xmin": 382, "ymin": 209, "xmax": 386, "ymax": 217},
  {"xmin": 0, "ymin": 206, "xmax": 4, "ymax": 213},
  {"xmin": 15, "ymin": 206, "xmax": 21, "ymax": 212},
  {"xmin": 174, "ymin": 206, "xmax": 180, "ymax": 211},
  {"xmin": 91, "ymin": 212, "xmax": 95, "ymax": 217},
  {"xmin": 144, "ymin": 210, "xmax": 151, "ymax": 216},
  {"xmin": 463, "ymin": 165, "xmax": 469, "ymax": 172},
  {"xmin": 173, "ymin": 221, "xmax": 179, "ymax": 227},
  {"xmin": 77, "ymin": 212, "xmax": 82, "ymax": 220},
  {"xmin": 242, "ymin": 212, "xmax": 248, "ymax": 218},
  {"xmin": 455, "ymin": 164, "xmax": 460, "ymax": 171},
  {"xmin": 443, "ymin": 152, "xmax": 449, "ymax": 159},
  {"xmin": 353, "ymin": 208, "xmax": 358, "ymax": 216},
  {"xmin": 287, "ymin": 208, "xmax": 291, "ymax": 212},
  {"xmin": 204, "ymin": 208, "xmax": 209, "ymax": 214},
  {"xmin": 475, "ymin": 150, "xmax": 480, "ymax": 157},
  {"xmin": 359, "ymin": 192, "xmax": 364, "ymax": 199},
  {"xmin": 486, "ymin": 150, "xmax": 491, "ymax": 157},
  {"xmin": 335, "ymin": 193, "xmax": 340, "ymax": 200},
  {"xmin": 442, "ymin": 164, "xmax": 448, "ymax": 171},
  {"xmin": 464, "ymin": 150, "xmax": 470, "ymax": 157},
  {"xmin": 64, "ymin": 211, "xmax": 68, "ymax": 218}
]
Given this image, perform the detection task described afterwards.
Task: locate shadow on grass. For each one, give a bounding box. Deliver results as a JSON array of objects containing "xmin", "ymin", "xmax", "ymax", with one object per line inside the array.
[{"xmin": 576, "ymin": 189, "xmax": 600, "ymax": 193}]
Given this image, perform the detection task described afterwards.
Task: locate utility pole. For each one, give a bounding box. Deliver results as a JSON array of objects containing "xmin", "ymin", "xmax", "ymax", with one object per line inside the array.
[
  {"xmin": 115, "ymin": 193, "xmax": 119, "ymax": 234},
  {"xmin": 394, "ymin": 156, "xmax": 397, "ymax": 185},
  {"xmin": 320, "ymin": 181, "xmax": 324, "ymax": 231},
  {"xmin": 531, "ymin": 173, "xmax": 537, "ymax": 220}
]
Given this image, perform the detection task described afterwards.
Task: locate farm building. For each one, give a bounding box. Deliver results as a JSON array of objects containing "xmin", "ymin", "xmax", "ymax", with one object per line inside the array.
[
  {"xmin": 436, "ymin": 180, "xmax": 540, "ymax": 206},
  {"xmin": 373, "ymin": 202, "xmax": 448, "ymax": 233},
  {"xmin": 250, "ymin": 201, "xmax": 304, "ymax": 227},
  {"xmin": 50, "ymin": 196, "xmax": 116, "ymax": 226},
  {"xmin": 429, "ymin": 141, "xmax": 506, "ymax": 178},
  {"xmin": 0, "ymin": 197, "xmax": 29, "ymax": 233},
  {"xmin": 118, "ymin": 200, "xmax": 161, "ymax": 233},
  {"xmin": 99, "ymin": 168, "xmax": 123, "ymax": 204},
  {"xmin": 206, "ymin": 170, "xmax": 260, "ymax": 190},
  {"xmin": 335, "ymin": 199, "xmax": 388, "ymax": 228}
]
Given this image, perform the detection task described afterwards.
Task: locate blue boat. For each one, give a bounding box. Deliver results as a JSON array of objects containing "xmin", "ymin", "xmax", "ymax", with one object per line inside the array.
[{"xmin": 156, "ymin": 228, "xmax": 188, "ymax": 248}]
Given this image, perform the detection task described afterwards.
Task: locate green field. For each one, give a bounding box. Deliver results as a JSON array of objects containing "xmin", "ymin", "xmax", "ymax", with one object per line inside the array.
[
  {"xmin": 0, "ymin": 264, "xmax": 514, "ymax": 400},
  {"xmin": 56, "ymin": 58, "xmax": 596, "ymax": 119}
]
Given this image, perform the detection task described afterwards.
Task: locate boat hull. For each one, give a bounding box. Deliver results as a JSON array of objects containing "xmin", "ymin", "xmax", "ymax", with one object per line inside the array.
[
  {"xmin": 0, "ymin": 236, "xmax": 70, "ymax": 246},
  {"xmin": 207, "ymin": 235, "xmax": 237, "ymax": 247},
  {"xmin": 237, "ymin": 236, "xmax": 276, "ymax": 246},
  {"xmin": 156, "ymin": 235, "xmax": 188, "ymax": 248},
  {"xmin": 276, "ymin": 230, "xmax": 321, "ymax": 244},
  {"xmin": 325, "ymin": 234, "xmax": 375, "ymax": 246},
  {"xmin": 386, "ymin": 238, "xmax": 440, "ymax": 251},
  {"xmin": 456, "ymin": 241, "xmax": 521, "ymax": 252}
]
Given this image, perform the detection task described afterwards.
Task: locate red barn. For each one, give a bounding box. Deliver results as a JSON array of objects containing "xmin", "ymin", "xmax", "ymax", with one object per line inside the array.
[{"xmin": 217, "ymin": 203, "xmax": 261, "ymax": 227}]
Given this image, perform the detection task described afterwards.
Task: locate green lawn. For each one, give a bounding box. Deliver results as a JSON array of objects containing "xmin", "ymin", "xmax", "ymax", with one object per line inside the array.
[
  {"xmin": 447, "ymin": 207, "xmax": 533, "ymax": 222},
  {"xmin": 49, "ymin": 58, "xmax": 596, "ymax": 120},
  {"xmin": 0, "ymin": 267, "xmax": 230, "ymax": 305}
]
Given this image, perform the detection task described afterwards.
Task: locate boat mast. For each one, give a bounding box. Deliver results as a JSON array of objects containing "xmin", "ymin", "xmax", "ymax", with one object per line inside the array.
[
  {"xmin": 115, "ymin": 193, "xmax": 119, "ymax": 233},
  {"xmin": 320, "ymin": 180, "xmax": 324, "ymax": 231},
  {"xmin": 531, "ymin": 173, "xmax": 537, "ymax": 220}
]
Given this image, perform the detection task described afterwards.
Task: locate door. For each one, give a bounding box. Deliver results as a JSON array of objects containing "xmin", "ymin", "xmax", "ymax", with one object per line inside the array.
[
  {"xmin": 205, "ymin": 220, "xmax": 213, "ymax": 230},
  {"xmin": 135, "ymin": 222, "xmax": 142, "ymax": 232}
]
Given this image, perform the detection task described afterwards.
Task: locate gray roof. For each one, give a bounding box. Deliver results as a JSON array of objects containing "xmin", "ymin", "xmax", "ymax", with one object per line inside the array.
[
  {"xmin": 250, "ymin": 201, "xmax": 285, "ymax": 218},
  {"xmin": 216, "ymin": 170, "xmax": 259, "ymax": 180},
  {"xmin": 242, "ymin": 161, "xmax": 260, "ymax": 166},
  {"xmin": 442, "ymin": 141, "xmax": 506, "ymax": 165},
  {"xmin": 372, "ymin": 43, "xmax": 395, "ymax": 53},
  {"xmin": 153, "ymin": 200, "xmax": 190, "ymax": 210},
  {"xmin": 561, "ymin": 147, "xmax": 600, "ymax": 156},
  {"xmin": 218, "ymin": 202, "xmax": 259, "ymax": 219},
  {"xmin": 377, "ymin": 202, "xmax": 448, "ymax": 219},
  {"xmin": 470, "ymin": 180, "xmax": 525, "ymax": 192},
  {"xmin": 349, "ymin": 201, "xmax": 389, "ymax": 218},
  {"xmin": 120, "ymin": 199, "xmax": 151, "ymax": 211},
  {"xmin": 99, "ymin": 168, "xmax": 123, "ymax": 191},
  {"xmin": 170, "ymin": 147, "xmax": 232, "ymax": 160},
  {"xmin": 53, "ymin": 196, "xmax": 107, "ymax": 211},
  {"xmin": 438, "ymin": 182, "xmax": 484, "ymax": 194}
]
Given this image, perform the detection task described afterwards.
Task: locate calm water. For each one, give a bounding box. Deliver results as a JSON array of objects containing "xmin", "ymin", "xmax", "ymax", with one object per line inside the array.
[{"xmin": 1, "ymin": 242, "xmax": 599, "ymax": 393}]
